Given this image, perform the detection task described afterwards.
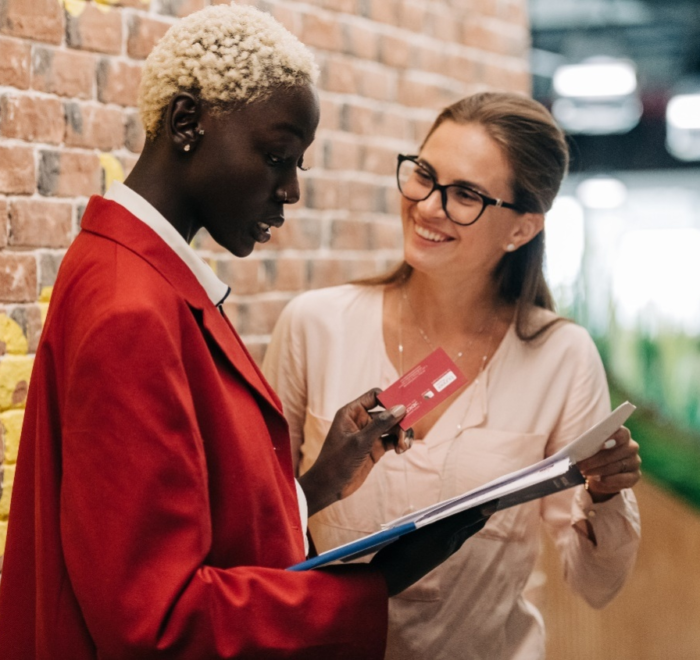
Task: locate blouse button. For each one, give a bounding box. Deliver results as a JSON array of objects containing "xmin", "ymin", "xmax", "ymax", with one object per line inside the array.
[{"xmin": 587, "ymin": 510, "xmax": 597, "ymax": 519}]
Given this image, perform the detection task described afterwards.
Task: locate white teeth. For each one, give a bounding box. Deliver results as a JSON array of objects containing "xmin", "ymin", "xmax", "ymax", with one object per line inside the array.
[{"xmin": 414, "ymin": 224, "xmax": 448, "ymax": 242}]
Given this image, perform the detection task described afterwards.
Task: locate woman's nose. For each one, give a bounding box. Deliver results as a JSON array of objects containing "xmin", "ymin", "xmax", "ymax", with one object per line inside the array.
[{"xmin": 417, "ymin": 188, "xmax": 447, "ymax": 218}]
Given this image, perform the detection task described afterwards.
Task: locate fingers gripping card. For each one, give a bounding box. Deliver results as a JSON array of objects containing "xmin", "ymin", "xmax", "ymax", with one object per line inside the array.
[{"xmin": 378, "ymin": 348, "xmax": 467, "ymax": 430}]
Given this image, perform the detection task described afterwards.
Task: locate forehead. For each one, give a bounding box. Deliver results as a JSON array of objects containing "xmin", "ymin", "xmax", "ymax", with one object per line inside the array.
[
  {"xmin": 223, "ymin": 83, "xmax": 320, "ymax": 144},
  {"xmin": 420, "ymin": 121, "xmax": 513, "ymax": 192}
]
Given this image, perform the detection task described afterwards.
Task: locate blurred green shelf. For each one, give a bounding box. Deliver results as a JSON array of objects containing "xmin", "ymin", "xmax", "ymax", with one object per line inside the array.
[{"xmin": 610, "ymin": 381, "xmax": 700, "ymax": 511}]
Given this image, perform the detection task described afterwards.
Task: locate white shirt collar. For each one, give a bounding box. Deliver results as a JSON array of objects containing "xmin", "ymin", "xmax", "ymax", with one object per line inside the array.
[{"xmin": 104, "ymin": 181, "xmax": 230, "ymax": 307}]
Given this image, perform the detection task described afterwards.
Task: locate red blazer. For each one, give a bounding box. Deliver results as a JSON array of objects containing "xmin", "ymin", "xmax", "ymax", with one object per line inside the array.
[{"xmin": 0, "ymin": 196, "xmax": 388, "ymax": 659}]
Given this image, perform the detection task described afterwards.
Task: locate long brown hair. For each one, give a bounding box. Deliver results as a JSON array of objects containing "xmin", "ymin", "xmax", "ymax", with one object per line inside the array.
[{"xmin": 360, "ymin": 92, "xmax": 570, "ymax": 341}]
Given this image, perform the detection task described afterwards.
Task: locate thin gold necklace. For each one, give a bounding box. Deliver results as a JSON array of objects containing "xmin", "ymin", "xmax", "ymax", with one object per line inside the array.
[{"xmin": 398, "ymin": 283, "xmax": 493, "ymax": 377}]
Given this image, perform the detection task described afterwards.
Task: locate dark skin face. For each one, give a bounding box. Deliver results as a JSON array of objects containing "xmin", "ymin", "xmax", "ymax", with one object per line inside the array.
[{"xmin": 125, "ymin": 82, "xmax": 320, "ymax": 257}]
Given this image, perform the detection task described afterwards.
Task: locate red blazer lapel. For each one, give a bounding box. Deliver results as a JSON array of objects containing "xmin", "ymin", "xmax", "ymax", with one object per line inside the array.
[{"xmin": 80, "ymin": 195, "xmax": 286, "ymax": 420}]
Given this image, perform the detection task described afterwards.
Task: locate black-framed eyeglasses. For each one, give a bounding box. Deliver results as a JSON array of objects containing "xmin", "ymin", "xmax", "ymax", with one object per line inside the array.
[{"xmin": 396, "ymin": 154, "xmax": 521, "ymax": 226}]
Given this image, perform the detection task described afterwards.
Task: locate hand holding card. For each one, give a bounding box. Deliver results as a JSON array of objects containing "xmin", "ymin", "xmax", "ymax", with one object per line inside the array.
[{"xmin": 378, "ymin": 348, "xmax": 467, "ymax": 431}]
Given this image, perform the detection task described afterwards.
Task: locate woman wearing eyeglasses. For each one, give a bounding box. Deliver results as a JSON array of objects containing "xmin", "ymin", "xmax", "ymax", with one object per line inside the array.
[{"xmin": 263, "ymin": 92, "xmax": 641, "ymax": 660}]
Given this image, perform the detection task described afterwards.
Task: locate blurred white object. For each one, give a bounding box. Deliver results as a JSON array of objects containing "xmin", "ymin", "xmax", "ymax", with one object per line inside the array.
[
  {"xmin": 577, "ymin": 177, "xmax": 627, "ymax": 209},
  {"xmin": 666, "ymin": 93, "xmax": 700, "ymax": 161},
  {"xmin": 552, "ymin": 58, "xmax": 642, "ymax": 135}
]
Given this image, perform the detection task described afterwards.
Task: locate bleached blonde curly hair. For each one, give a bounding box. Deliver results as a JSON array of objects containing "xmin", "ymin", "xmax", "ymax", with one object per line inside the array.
[{"xmin": 139, "ymin": 3, "xmax": 319, "ymax": 139}]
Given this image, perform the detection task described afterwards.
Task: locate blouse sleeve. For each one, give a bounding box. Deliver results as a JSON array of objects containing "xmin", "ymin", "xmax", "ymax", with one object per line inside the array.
[
  {"xmin": 540, "ymin": 326, "xmax": 641, "ymax": 608},
  {"xmin": 263, "ymin": 296, "xmax": 309, "ymax": 473}
]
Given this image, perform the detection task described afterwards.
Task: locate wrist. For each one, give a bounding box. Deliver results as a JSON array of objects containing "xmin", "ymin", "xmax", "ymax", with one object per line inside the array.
[{"xmin": 298, "ymin": 465, "xmax": 338, "ymax": 517}]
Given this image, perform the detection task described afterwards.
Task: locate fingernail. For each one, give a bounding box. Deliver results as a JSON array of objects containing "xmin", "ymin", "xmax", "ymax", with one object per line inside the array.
[
  {"xmin": 604, "ymin": 439, "xmax": 616, "ymax": 450},
  {"xmin": 389, "ymin": 404, "xmax": 406, "ymax": 418},
  {"xmin": 405, "ymin": 428, "xmax": 414, "ymax": 448}
]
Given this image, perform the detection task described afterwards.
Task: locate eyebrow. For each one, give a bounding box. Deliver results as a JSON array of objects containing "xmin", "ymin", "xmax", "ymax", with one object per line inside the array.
[
  {"xmin": 417, "ymin": 157, "xmax": 493, "ymax": 197},
  {"xmin": 270, "ymin": 121, "xmax": 307, "ymax": 141}
]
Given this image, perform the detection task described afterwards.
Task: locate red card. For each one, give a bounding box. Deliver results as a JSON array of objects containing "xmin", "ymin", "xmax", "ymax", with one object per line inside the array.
[{"xmin": 378, "ymin": 348, "xmax": 467, "ymax": 430}]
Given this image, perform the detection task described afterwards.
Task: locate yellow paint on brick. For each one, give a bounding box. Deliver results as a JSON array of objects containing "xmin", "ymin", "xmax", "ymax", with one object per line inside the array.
[
  {"xmin": 0, "ymin": 520, "xmax": 7, "ymax": 556},
  {"xmin": 60, "ymin": 0, "xmax": 87, "ymax": 17},
  {"xmin": 99, "ymin": 153, "xmax": 125, "ymax": 192},
  {"xmin": 0, "ymin": 464, "xmax": 15, "ymax": 520},
  {"xmin": 0, "ymin": 315, "xmax": 28, "ymax": 356},
  {"xmin": 39, "ymin": 287, "xmax": 53, "ymax": 326},
  {"xmin": 0, "ymin": 356, "xmax": 34, "ymax": 412},
  {"xmin": 1, "ymin": 410, "xmax": 24, "ymax": 465}
]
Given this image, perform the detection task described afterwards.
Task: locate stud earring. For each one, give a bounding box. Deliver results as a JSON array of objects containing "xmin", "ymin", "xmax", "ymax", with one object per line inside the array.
[
  {"xmin": 506, "ymin": 243, "xmax": 515, "ymax": 252},
  {"xmin": 184, "ymin": 144, "xmax": 191, "ymax": 152},
  {"xmin": 197, "ymin": 129, "xmax": 205, "ymax": 136}
]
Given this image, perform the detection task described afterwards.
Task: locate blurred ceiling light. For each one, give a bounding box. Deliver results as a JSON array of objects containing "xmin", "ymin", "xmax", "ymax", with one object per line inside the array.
[
  {"xmin": 553, "ymin": 60, "xmax": 638, "ymax": 98},
  {"xmin": 544, "ymin": 196, "xmax": 585, "ymax": 294},
  {"xmin": 666, "ymin": 93, "xmax": 700, "ymax": 161},
  {"xmin": 551, "ymin": 58, "xmax": 642, "ymax": 135},
  {"xmin": 576, "ymin": 177, "xmax": 627, "ymax": 209}
]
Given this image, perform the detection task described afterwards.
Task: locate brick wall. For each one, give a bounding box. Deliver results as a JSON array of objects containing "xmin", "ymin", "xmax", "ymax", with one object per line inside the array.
[{"xmin": 0, "ymin": 0, "xmax": 531, "ymax": 553}]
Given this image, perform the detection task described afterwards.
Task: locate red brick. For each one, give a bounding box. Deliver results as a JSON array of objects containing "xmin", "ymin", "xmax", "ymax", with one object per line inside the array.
[
  {"xmin": 342, "ymin": 21, "xmax": 380, "ymax": 60},
  {"xmin": 0, "ymin": 94, "xmax": 65, "ymax": 145},
  {"xmin": 97, "ymin": 59, "xmax": 142, "ymax": 107},
  {"xmin": 9, "ymin": 199, "xmax": 72, "ymax": 248},
  {"xmin": 302, "ymin": 175, "xmax": 350, "ymax": 211},
  {"xmin": 398, "ymin": 0, "xmax": 427, "ymax": 32},
  {"xmin": 375, "ymin": 107, "xmax": 412, "ymax": 140},
  {"xmin": 307, "ymin": 258, "xmax": 348, "ymax": 289},
  {"xmin": 0, "ymin": 145, "xmax": 35, "ymax": 195},
  {"xmin": 341, "ymin": 102, "xmax": 376, "ymax": 135},
  {"xmin": 302, "ymin": 13, "xmax": 343, "ymax": 51},
  {"xmin": 0, "ymin": 0, "xmax": 64, "ymax": 45},
  {"xmin": 362, "ymin": 143, "xmax": 398, "ymax": 175},
  {"xmin": 430, "ymin": 9, "xmax": 460, "ymax": 44},
  {"xmin": 32, "ymin": 47, "xmax": 95, "ymax": 100},
  {"xmin": 65, "ymin": 4, "xmax": 123, "ymax": 55},
  {"xmin": 127, "ymin": 15, "xmax": 171, "ymax": 60},
  {"xmin": 397, "ymin": 73, "xmax": 463, "ymax": 110},
  {"xmin": 348, "ymin": 179, "xmax": 382, "ymax": 212},
  {"xmin": 0, "ymin": 253, "xmax": 37, "ymax": 303},
  {"xmin": 157, "ymin": 0, "xmax": 207, "ymax": 18},
  {"xmin": 330, "ymin": 218, "xmax": 371, "ymax": 250},
  {"xmin": 317, "ymin": 0, "xmax": 358, "ymax": 11},
  {"xmin": 270, "ymin": 4, "xmax": 302, "ymax": 36},
  {"xmin": 0, "ymin": 197, "xmax": 7, "ymax": 249},
  {"xmin": 242, "ymin": 339, "xmax": 266, "ymax": 367},
  {"xmin": 125, "ymin": 110, "xmax": 146, "ymax": 153},
  {"xmin": 38, "ymin": 251, "xmax": 64, "ymax": 290},
  {"xmin": 215, "ymin": 257, "xmax": 262, "ymax": 296},
  {"xmin": 38, "ymin": 150, "xmax": 101, "ymax": 198},
  {"xmin": 64, "ymin": 102, "xmax": 124, "ymax": 151},
  {"xmin": 235, "ymin": 298, "xmax": 288, "ymax": 336},
  {"xmin": 8, "ymin": 303, "xmax": 43, "ymax": 353},
  {"xmin": 262, "ymin": 257, "xmax": 306, "ymax": 292},
  {"xmin": 317, "ymin": 95, "xmax": 342, "ymax": 131},
  {"xmin": 357, "ymin": 63, "xmax": 397, "ymax": 102},
  {"xmin": 379, "ymin": 33, "xmax": 412, "ymax": 69},
  {"xmin": 368, "ymin": 0, "xmax": 399, "ymax": 25},
  {"xmin": 266, "ymin": 215, "xmax": 323, "ymax": 250},
  {"xmin": 324, "ymin": 134, "xmax": 362, "ymax": 170},
  {"xmin": 323, "ymin": 55, "xmax": 359, "ymax": 94},
  {"xmin": 0, "ymin": 37, "xmax": 30, "ymax": 89}
]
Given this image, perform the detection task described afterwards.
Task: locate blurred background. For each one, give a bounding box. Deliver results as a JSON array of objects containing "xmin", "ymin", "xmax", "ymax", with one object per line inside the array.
[{"xmin": 531, "ymin": 1, "xmax": 700, "ymax": 656}]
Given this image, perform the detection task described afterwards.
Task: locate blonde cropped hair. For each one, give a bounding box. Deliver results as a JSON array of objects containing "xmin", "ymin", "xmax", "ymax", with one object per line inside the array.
[{"xmin": 139, "ymin": 3, "xmax": 319, "ymax": 139}]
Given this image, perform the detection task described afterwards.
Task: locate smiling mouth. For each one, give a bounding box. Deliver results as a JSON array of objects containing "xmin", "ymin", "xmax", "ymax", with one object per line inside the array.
[{"xmin": 414, "ymin": 223, "xmax": 452, "ymax": 243}]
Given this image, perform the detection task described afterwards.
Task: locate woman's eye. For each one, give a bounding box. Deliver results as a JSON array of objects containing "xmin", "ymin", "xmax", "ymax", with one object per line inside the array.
[
  {"xmin": 266, "ymin": 153, "xmax": 285, "ymax": 166},
  {"xmin": 415, "ymin": 168, "xmax": 433, "ymax": 182},
  {"xmin": 453, "ymin": 187, "xmax": 481, "ymax": 205}
]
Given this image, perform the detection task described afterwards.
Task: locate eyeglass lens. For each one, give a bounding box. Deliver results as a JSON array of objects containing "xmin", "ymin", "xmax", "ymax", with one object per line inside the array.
[{"xmin": 397, "ymin": 159, "xmax": 485, "ymax": 225}]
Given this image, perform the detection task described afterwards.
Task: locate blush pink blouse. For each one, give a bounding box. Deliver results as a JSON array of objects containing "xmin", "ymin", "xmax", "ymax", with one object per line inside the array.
[{"xmin": 263, "ymin": 284, "xmax": 640, "ymax": 660}]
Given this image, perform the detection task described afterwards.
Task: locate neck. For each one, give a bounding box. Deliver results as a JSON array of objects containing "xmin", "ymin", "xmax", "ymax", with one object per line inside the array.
[
  {"xmin": 403, "ymin": 267, "xmax": 506, "ymax": 337},
  {"xmin": 123, "ymin": 142, "xmax": 198, "ymax": 242}
]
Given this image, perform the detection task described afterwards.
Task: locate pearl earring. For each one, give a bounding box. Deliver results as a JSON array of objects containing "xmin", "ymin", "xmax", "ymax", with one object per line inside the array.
[
  {"xmin": 197, "ymin": 129, "xmax": 205, "ymax": 136},
  {"xmin": 184, "ymin": 144, "xmax": 191, "ymax": 152},
  {"xmin": 506, "ymin": 243, "xmax": 515, "ymax": 252}
]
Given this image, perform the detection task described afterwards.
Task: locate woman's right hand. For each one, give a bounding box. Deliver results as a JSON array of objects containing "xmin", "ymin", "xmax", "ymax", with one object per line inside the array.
[{"xmin": 370, "ymin": 506, "xmax": 491, "ymax": 597}]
